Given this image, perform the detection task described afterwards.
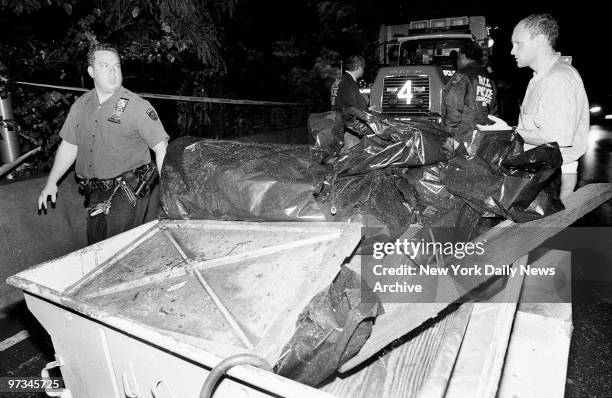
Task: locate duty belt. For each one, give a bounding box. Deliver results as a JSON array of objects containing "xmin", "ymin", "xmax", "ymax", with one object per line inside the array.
[
  {"xmin": 77, "ymin": 163, "xmax": 152, "ymax": 193},
  {"xmin": 79, "ymin": 163, "xmax": 159, "ymax": 215}
]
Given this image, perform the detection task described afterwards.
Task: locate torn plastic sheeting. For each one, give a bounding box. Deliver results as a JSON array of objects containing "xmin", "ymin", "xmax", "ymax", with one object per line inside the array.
[
  {"xmin": 461, "ymin": 128, "xmax": 523, "ymax": 166},
  {"xmin": 499, "ymin": 143, "xmax": 564, "ymax": 222},
  {"xmin": 442, "ymin": 130, "xmax": 564, "ymax": 223},
  {"xmin": 274, "ymin": 267, "xmax": 383, "ymax": 387},
  {"xmin": 308, "ymin": 111, "xmax": 343, "ymax": 150},
  {"xmin": 319, "ymin": 171, "xmax": 418, "ymax": 244},
  {"xmin": 388, "ymin": 203, "xmax": 495, "ymax": 302},
  {"xmin": 334, "ymin": 107, "xmax": 454, "ymax": 176},
  {"xmin": 400, "ymin": 162, "xmax": 464, "ymax": 222},
  {"xmin": 160, "ymin": 137, "xmax": 330, "ymax": 221}
]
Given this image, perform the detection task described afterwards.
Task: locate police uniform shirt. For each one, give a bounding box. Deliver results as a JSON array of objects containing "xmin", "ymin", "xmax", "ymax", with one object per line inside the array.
[{"xmin": 60, "ymin": 87, "xmax": 169, "ymax": 179}]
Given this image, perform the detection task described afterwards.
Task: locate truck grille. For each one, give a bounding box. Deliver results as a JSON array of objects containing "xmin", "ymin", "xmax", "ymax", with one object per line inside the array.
[{"xmin": 382, "ymin": 76, "xmax": 430, "ymax": 114}]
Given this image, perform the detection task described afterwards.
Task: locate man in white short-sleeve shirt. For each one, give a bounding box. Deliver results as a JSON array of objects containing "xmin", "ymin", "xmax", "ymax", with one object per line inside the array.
[{"xmin": 479, "ymin": 14, "xmax": 589, "ymax": 198}]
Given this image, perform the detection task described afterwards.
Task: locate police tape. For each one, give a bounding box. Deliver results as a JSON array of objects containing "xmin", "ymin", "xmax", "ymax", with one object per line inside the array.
[{"xmin": 14, "ymin": 81, "xmax": 302, "ymax": 106}]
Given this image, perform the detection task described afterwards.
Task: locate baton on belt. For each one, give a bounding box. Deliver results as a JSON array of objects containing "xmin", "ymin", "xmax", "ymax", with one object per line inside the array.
[{"xmin": 134, "ymin": 166, "xmax": 159, "ymax": 197}]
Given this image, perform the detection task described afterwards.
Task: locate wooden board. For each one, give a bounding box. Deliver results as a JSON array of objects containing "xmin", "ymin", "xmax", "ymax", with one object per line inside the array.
[
  {"xmin": 67, "ymin": 220, "xmax": 363, "ymax": 365},
  {"xmin": 320, "ymin": 304, "xmax": 473, "ymax": 398},
  {"xmin": 444, "ymin": 255, "xmax": 527, "ymax": 398},
  {"xmin": 340, "ymin": 183, "xmax": 612, "ymax": 372},
  {"xmin": 498, "ymin": 249, "xmax": 572, "ymax": 398}
]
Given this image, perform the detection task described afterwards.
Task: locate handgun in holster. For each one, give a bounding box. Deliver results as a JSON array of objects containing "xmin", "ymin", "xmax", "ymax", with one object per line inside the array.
[{"xmin": 133, "ymin": 165, "xmax": 159, "ymax": 197}]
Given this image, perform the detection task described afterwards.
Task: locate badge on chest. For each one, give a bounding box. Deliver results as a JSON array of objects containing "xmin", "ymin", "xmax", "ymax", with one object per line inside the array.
[{"xmin": 108, "ymin": 98, "xmax": 130, "ymax": 124}]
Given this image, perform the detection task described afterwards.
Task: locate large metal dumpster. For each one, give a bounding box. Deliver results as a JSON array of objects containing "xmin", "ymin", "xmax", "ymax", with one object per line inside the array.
[{"xmin": 7, "ymin": 220, "xmax": 364, "ymax": 398}]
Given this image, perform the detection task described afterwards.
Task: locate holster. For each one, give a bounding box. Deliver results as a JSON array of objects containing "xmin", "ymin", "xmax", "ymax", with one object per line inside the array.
[{"xmin": 77, "ymin": 163, "xmax": 159, "ymax": 204}]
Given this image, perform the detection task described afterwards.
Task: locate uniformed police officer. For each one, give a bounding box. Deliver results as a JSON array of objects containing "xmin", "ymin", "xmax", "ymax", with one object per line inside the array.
[
  {"xmin": 441, "ymin": 41, "xmax": 498, "ymax": 142},
  {"xmin": 37, "ymin": 43, "xmax": 169, "ymax": 244}
]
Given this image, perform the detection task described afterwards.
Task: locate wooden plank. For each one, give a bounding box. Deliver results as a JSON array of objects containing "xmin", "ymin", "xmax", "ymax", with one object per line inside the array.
[
  {"xmin": 340, "ymin": 183, "xmax": 612, "ymax": 371},
  {"xmin": 321, "ymin": 304, "xmax": 472, "ymax": 398},
  {"xmin": 416, "ymin": 303, "xmax": 473, "ymax": 398},
  {"xmin": 498, "ymin": 249, "xmax": 572, "ymax": 398},
  {"xmin": 517, "ymin": 249, "xmax": 572, "ymax": 316},
  {"xmin": 320, "ymin": 357, "xmax": 388, "ymax": 397},
  {"xmin": 383, "ymin": 304, "xmax": 472, "ymax": 398},
  {"xmin": 497, "ymin": 312, "xmax": 571, "ymax": 398},
  {"xmin": 444, "ymin": 255, "xmax": 527, "ymax": 398}
]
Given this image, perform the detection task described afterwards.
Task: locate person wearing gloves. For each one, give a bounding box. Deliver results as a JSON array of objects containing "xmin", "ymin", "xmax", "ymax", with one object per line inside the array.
[{"xmin": 478, "ymin": 14, "xmax": 589, "ymax": 198}]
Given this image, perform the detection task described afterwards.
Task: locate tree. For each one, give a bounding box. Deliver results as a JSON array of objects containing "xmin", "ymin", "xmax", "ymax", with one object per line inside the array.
[{"xmin": 0, "ymin": 0, "xmax": 237, "ymax": 174}]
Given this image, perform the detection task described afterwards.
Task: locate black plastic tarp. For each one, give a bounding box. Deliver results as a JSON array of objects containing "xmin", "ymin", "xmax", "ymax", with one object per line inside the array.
[
  {"xmin": 160, "ymin": 137, "xmax": 330, "ymax": 221},
  {"xmin": 333, "ymin": 107, "xmax": 455, "ymax": 176},
  {"xmin": 161, "ymin": 137, "xmax": 420, "ymax": 234},
  {"xmin": 318, "ymin": 170, "xmax": 419, "ymax": 244},
  {"xmin": 308, "ymin": 111, "xmax": 343, "ymax": 151},
  {"xmin": 441, "ymin": 130, "xmax": 565, "ymax": 223},
  {"xmin": 400, "ymin": 161, "xmax": 463, "ymax": 222},
  {"xmin": 274, "ymin": 267, "xmax": 383, "ymax": 386}
]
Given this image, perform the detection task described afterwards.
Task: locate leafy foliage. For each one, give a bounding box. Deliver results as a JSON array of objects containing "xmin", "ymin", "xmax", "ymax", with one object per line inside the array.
[
  {"xmin": 1, "ymin": 0, "xmax": 382, "ymax": 177},
  {"xmin": 1, "ymin": 0, "xmax": 240, "ymax": 175}
]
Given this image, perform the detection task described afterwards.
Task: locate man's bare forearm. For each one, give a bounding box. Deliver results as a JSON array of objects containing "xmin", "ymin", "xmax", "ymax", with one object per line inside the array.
[
  {"xmin": 152, "ymin": 139, "xmax": 168, "ymax": 172},
  {"xmin": 46, "ymin": 140, "xmax": 78, "ymax": 185}
]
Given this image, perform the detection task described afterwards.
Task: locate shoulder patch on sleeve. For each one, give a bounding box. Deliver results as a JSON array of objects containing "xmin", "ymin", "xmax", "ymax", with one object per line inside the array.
[{"xmin": 146, "ymin": 108, "xmax": 159, "ymax": 121}]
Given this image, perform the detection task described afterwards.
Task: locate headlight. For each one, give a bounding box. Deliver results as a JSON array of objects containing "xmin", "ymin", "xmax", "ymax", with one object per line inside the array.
[{"xmin": 590, "ymin": 106, "xmax": 602, "ymax": 114}]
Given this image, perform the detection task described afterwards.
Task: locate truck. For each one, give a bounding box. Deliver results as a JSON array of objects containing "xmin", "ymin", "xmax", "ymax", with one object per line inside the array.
[{"xmin": 364, "ymin": 16, "xmax": 494, "ymax": 122}]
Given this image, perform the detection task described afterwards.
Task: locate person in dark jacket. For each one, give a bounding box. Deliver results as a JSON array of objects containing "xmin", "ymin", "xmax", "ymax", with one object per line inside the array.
[
  {"xmin": 330, "ymin": 55, "xmax": 368, "ymax": 112},
  {"xmin": 441, "ymin": 42, "xmax": 498, "ymax": 141}
]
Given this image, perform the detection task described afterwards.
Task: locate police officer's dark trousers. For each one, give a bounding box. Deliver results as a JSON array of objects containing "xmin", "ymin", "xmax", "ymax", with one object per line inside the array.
[{"xmin": 86, "ymin": 173, "xmax": 160, "ymax": 245}]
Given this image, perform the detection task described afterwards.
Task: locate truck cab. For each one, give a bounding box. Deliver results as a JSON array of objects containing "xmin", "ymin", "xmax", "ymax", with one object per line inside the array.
[{"xmin": 367, "ymin": 16, "xmax": 492, "ymax": 122}]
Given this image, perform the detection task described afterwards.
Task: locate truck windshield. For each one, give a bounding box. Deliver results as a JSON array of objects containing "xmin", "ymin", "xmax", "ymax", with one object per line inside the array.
[{"xmin": 391, "ymin": 38, "xmax": 474, "ymax": 67}]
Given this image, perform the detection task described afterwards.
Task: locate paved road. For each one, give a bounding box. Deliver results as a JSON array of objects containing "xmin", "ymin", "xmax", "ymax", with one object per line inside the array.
[{"xmin": 563, "ymin": 122, "xmax": 612, "ymax": 398}]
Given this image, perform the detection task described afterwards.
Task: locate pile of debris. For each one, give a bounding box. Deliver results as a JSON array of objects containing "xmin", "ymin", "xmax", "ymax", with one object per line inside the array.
[
  {"xmin": 161, "ymin": 107, "xmax": 563, "ymax": 237},
  {"xmin": 159, "ymin": 107, "xmax": 564, "ymax": 385}
]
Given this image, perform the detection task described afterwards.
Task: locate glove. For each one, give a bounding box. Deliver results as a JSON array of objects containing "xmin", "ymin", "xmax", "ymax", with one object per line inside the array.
[{"xmin": 476, "ymin": 115, "xmax": 513, "ymax": 131}]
